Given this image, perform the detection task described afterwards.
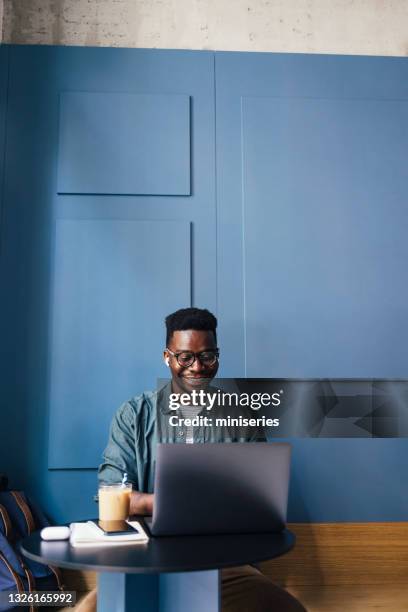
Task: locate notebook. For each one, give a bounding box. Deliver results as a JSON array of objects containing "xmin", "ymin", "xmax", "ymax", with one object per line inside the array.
[{"xmin": 69, "ymin": 520, "xmax": 148, "ymax": 547}]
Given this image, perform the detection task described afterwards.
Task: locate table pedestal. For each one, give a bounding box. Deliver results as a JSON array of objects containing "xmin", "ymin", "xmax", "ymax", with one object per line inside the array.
[{"xmin": 98, "ymin": 570, "xmax": 220, "ymax": 612}]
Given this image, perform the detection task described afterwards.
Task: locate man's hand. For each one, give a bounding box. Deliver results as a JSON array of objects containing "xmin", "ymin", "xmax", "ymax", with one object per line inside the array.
[{"xmin": 129, "ymin": 491, "xmax": 154, "ymax": 516}]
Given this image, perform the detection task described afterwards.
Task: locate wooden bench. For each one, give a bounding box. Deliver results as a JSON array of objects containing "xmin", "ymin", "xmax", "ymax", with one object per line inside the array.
[{"xmin": 261, "ymin": 523, "xmax": 408, "ymax": 611}]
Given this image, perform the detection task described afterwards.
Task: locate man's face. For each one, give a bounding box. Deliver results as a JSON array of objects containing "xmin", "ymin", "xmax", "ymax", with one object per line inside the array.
[{"xmin": 164, "ymin": 329, "xmax": 219, "ymax": 394}]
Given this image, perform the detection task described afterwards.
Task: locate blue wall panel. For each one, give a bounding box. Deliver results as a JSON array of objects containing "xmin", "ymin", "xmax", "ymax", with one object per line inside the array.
[
  {"xmin": 0, "ymin": 47, "xmax": 58, "ymax": 494},
  {"xmin": 1, "ymin": 46, "xmax": 215, "ymax": 522},
  {"xmin": 57, "ymin": 92, "xmax": 191, "ymax": 195},
  {"xmin": 0, "ymin": 46, "xmax": 7, "ymax": 249},
  {"xmin": 216, "ymin": 52, "xmax": 408, "ymax": 521},
  {"xmin": 0, "ymin": 46, "xmax": 11, "ymax": 478},
  {"xmin": 242, "ymin": 95, "xmax": 408, "ymax": 378},
  {"xmin": 48, "ymin": 219, "xmax": 191, "ymax": 468}
]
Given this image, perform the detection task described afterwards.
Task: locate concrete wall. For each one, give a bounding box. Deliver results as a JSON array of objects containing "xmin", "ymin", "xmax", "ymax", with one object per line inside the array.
[{"xmin": 1, "ymin": 0, "xmax": 408, "ymax": 56}]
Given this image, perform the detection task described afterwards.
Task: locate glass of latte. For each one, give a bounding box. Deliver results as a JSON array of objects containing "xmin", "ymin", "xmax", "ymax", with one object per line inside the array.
[{"xmin": 98, "ymin": 483, "xmax": 132, "ymax": 521}]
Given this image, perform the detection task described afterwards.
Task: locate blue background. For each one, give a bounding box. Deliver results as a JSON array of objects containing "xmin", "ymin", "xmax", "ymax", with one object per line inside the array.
[{"xmin": 0, "ymin": 45, "xmax": 407, "ymax": 522}]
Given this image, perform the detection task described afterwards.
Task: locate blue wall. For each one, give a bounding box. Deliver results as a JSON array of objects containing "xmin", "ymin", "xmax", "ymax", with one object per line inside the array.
[
  {"xmin": 0, "ymin": 45, "xmax": 407, "ymax": 522},
  {"xmin": 0, "ymin": 46, "xmax": 10, "ymax": 485},
  {"xmin": 216, "ymin": 52, "xmax": 408, "ymax": 521}
]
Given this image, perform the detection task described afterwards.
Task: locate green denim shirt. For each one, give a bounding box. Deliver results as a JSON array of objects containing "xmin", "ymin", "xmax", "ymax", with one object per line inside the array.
[{"xmin": 98, "ymin": 382, "xmax": 265, "ymax": 493}]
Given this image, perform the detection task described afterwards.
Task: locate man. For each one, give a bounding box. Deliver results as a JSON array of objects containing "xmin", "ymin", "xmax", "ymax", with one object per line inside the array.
[{"xmin": 77, "ymin": 308, "xmax": 305, "ymax": 612}]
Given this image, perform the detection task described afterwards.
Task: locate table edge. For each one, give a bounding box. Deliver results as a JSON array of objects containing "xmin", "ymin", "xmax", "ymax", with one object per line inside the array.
[{"xmin": 20, "ymin": 529, "xmax": 296, "ymax": 574}]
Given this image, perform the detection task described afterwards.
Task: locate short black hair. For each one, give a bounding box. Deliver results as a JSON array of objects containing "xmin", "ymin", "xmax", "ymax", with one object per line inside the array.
[{"xmin": 165, "ymin": 307, "xmax": 217, "ymax": 346}]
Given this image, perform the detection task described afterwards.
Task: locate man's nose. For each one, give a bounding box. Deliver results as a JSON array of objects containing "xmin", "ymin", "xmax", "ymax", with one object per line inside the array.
[{"xmin": 189, "ymin": 356, "xmax": 205, "ymax": 372}]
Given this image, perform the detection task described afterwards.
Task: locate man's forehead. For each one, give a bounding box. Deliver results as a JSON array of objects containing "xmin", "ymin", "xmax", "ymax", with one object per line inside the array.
[{"xmin": 169, "ymin": 329, "xmax": 216, "ymax": 349}]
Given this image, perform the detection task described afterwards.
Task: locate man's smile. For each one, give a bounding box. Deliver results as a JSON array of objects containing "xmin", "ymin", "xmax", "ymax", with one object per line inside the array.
[{"xmin": 182, "ymin": 375, "xmax": 212, "ymax": 382}]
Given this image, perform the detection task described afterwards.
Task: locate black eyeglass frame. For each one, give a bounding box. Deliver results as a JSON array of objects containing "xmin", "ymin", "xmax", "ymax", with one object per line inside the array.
[{"xmin": 165, "ymin": 348, "xmax": 220, "ymax": 367}]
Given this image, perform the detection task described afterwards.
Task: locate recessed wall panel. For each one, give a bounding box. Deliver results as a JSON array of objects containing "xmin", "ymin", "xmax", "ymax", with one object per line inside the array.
[
  {"xmin": 241, "ymin": 96, "xmax": 408, "ymax": 377},
  {"xmin": 48, "ymin": 219, "xmax": 191, "ymax": 469},
  {"xmin": 57, "ymin": 92, "xmax": 191, "ymax": 195}
]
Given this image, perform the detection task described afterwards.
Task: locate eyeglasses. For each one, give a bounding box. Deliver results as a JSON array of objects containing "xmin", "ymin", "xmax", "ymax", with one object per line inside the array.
[{"xmin": 166, "ymin": 348, "xmax": 220, "ymax": 367}]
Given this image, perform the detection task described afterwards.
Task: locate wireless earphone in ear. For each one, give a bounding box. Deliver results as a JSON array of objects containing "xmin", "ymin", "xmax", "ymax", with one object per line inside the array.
[{"xmin": 165, "ymin": 358, "xmax": 170, "ymax": 366}]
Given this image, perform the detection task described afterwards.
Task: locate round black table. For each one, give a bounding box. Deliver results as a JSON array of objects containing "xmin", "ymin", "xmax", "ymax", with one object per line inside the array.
[{"xmin": 20, "ymin": 519, "xmax": 295, "ymax": 612}]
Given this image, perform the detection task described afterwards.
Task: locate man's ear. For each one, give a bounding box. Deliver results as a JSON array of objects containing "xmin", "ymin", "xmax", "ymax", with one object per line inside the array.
[{"xmin": 163, "ymin": 351, "xmax": 170, "ymax": 366}]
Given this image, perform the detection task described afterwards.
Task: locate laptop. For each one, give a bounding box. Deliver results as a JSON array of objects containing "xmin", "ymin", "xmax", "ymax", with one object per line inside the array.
[{"xmin": 145, "ymin": 442, "xmax": 291, "ymax": 536}]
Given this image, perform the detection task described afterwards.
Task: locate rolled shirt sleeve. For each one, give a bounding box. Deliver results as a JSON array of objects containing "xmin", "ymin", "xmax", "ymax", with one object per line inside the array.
[{"xmin": 98, "ymin": 401, "xmax": 139, "ymax": 487}]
